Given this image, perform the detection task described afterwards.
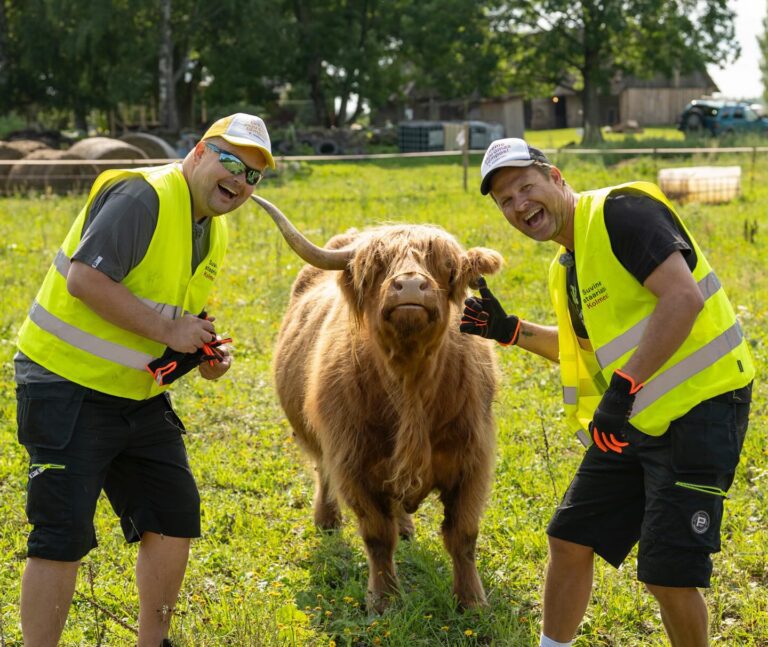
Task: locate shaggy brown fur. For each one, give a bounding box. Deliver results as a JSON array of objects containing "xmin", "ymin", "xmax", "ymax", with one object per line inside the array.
[{"xmin": 273, "ymin": 224, "xmax": 502, "ymax": 612}]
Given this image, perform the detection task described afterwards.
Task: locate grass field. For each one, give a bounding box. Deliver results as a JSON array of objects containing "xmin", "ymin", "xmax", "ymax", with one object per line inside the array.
[
  {"xmin": 0, "ymin": 151, "xmax": 766, "ymax": 646},
  {"xmin": 524, "ymin": 127, "xmax": 686, "ymax": 150}
]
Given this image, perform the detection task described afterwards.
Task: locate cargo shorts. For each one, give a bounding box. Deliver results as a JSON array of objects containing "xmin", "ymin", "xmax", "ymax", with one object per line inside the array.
[
  {"xmin": 16, "ymin": 382, "xmax": 201, "ymax": 562},
  {"xmin": 547, "ymin": 383, "xmax": 752, "ymax": 588}
]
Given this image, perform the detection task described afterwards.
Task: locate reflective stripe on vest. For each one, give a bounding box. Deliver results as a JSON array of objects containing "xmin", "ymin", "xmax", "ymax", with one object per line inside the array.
[
  {"xmin": 551, "ymin": 180, "xmax": 754, "ymax": 437},
  {"xmin": 53, "ymin": 249, "xmax": 184, "ymax": 320},
  {"xmin": 29, "ymin": 301, "xmax": 152, "ymax": 370},
  {"xmin": 594, "ymin": 271, "xmax": 722, "ymax": 369},
  {"xmin": 16, "ymin": 164, "xmax": 227, "ymax": 400},
  {"xmin": 632, "ymin": 321, "xmax": 744, "ymax": 415}
]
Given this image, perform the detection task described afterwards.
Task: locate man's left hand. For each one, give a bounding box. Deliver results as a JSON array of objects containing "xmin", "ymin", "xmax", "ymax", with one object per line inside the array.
[
  {"xmin": 590, "ymin": 369, "xmax": 643, "ymax": 454},
  {"xmin": 199, "ymin": 339, "xmax": 232, "ymax": 380}
]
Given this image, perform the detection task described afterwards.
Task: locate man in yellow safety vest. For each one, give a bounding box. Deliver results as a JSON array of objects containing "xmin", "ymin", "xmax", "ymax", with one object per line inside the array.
[
  {"xmin": 14, "ymin": 113, "xmax": 275, "ymax": 647},
  {"xmin": 460, "ymin": 138, "xmax": 754, "ymax": 647}
]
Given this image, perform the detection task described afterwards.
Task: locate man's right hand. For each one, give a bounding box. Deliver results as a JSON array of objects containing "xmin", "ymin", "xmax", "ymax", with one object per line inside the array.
[
  {"xmin": 459, "ymin": 277, "xmax": 521, "ymax": 345},
  {"xmin": 164, "ymin": 312, "xmax": 217, "ymax": 353}
]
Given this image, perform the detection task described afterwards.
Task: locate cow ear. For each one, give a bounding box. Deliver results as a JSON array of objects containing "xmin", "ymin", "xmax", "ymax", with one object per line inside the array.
[{"xmin": 463, "ymin": 247, "xmax": 503, "ymax": 287}]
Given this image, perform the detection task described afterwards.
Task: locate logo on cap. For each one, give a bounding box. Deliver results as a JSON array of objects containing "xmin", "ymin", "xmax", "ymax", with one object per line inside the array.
[
  {"xmin": 691, "ymin": 510, "xmax": 710, "ymax": 534},
  {"xmin": 244, "ymin": 117, "xmax": 268, "ymax": 142}
]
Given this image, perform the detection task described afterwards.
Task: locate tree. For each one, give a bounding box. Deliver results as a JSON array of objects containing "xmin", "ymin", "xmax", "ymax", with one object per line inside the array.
[
  {"xmin": 2, "ymin": 0, "xmax": 157, "ymax": 130},
  {"xmin": 397, "ymin": 0, "xmax": 509, "ymax": 113},
  {"xmin": 502, "ymin": 0, "xmax": 740, "ymax": 144},
  {"xmin": 759, "ymin": 0, "xmax": 768, "ymax": 105}
]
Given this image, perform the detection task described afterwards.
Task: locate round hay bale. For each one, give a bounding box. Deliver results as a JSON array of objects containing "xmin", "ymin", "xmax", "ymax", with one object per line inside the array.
[
  {"xmin": 68, "ymin": 137, "xmax": 148, "ymax": 163},
  {"xmin": 6, "ymin": 149, "xmax": 98, "ymax": 195},
  {"xmin": 119, "ymin": 132, "xmax": 178, "ymax": 160},
  {"xmin": 0, "ymin": 142, "xmax": 25, "ymax": 185},
  {"xmin": 6, "ymin": 139, "xmax": 49, "ymax": 156}
]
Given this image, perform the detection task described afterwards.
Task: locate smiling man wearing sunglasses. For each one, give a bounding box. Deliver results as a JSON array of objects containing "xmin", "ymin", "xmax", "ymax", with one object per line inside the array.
[{"xmin": 14, "ymin": 113, "xmax": 274, "ymax": 646}]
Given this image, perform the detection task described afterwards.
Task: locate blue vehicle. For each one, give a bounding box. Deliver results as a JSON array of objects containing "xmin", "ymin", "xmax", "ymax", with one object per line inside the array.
[{"xmin": 678, "ymin": 99, "xmax": 768, "ymax": 137}]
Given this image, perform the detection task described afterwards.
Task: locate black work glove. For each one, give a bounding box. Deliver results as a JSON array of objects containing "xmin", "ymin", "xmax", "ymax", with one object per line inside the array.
[
  {"xmin": 459, "ymin": 277, "xmax": 521, "ymax": 345},
  {"xmin": 146, "ymin": 337, "xmax": 232, "ymax": 386},
  {"xmin": 589, "ymin": 370, "xmax": 643, "ymax": 454}
]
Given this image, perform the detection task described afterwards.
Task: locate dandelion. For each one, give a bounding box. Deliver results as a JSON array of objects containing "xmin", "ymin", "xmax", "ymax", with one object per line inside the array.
[
  {"xmin": 343, "ymin": 596, "xmax": 354, "ymax": 604},
  {"xmin": 464, "ymin": 629, "xmax": 474, "ymax": 636},
  {"xmin": 423, "ymin": 614, "xmax": 432, "ymax": 619},
  {"xmin": 441, "ymin": 626, "xmax": 449, "ymax": 632},
  {"xmin": 325, "ymin": 610, "xmax": 333, "ymax": 617}
]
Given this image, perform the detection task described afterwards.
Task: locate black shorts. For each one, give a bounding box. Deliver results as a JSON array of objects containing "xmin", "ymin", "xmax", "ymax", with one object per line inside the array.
[
  {"xmin": 547, "ymin": 383, "xmax": 751, "ymax": 588},
  {"xmin": 16, "ymin": 382, "xmax": 200, "ymax": 562}
]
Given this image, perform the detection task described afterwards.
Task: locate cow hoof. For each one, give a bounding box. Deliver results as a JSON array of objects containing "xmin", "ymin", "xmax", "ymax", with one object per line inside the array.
[
  {"xmin": 314, "ymin": 501, "xmax": 342, "ymax": 530},
  {"xmin": 397, "ymin": 513, "xmax": 415, "ymax": 540},
  {"xmin": 314, "ymin": 515, "xmax": 342, "ymax": 532},
  {"xmin": 366, "ymin": 590, "xmax": 393, "ymax": 614},
  {"xmin": 456, "ymin": 592, "xmax": 488, "ymax": 610}
]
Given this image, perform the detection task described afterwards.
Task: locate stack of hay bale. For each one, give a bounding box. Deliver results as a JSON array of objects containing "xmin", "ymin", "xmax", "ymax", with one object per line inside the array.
[{"xmin": 4, "ymin": 137, "xmax": 150, "ymax": 195}]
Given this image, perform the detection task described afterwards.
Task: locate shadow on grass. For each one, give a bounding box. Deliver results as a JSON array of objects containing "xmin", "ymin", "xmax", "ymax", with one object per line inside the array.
[{"xmin": 292, "ymin": 526, "xmax": 536, "ymax": 646}]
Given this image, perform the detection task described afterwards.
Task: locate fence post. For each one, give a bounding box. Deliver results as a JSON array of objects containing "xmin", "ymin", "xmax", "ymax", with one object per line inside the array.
[
  {"xmin": 462, "ymin": 121, "xmax": 469, "ymax": 193},
  {"xmin": 751, "ymin": 146, "xmax": 756, "ymax": 195}
]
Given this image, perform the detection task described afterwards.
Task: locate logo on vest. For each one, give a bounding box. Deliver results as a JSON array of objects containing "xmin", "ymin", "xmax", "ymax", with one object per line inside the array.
[
  {"xmin": 691, "ymin": 510, "xmax": 710, "ymax": 534},
  {"xmin": 581, "ymin": 280, "xmax": 608, "ymax": 309},
  {"xmin": 203, "ymin": 259, "xmax": 219, "ymax": 281}
]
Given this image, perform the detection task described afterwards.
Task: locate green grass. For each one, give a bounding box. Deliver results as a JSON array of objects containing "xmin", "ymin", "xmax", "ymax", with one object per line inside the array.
[
  {"xmin": 1, "ymin": 153, "xmax": 767, "ymax": 645},
  {"xmin": 524, "ymin": 127, "xmax": 686, "ymax": 150}
]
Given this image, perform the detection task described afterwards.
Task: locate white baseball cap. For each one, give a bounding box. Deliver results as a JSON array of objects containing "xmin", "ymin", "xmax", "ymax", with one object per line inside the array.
[
  {"xmin": 479, "ymin": 138, "xmax": 551, "ymax": 195},
  {"xmin": 202, "ymin": 113, "xmax": 275, "ymax": 169}
]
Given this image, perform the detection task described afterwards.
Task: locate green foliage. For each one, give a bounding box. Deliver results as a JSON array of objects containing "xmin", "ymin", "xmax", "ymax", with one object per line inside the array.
[
  {"xmin": 500, "ymin": 1, "xmax": 739, "ymax": 145},
  {"xmin": 1, "ymin": 155, "xmax": 767, "ymax": 645}
]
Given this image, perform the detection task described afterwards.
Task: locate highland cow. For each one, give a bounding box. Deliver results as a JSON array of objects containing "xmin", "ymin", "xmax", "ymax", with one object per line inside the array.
[{"xmin": 252, "ymin": 195, "xmax": 502, "ymax": 612}]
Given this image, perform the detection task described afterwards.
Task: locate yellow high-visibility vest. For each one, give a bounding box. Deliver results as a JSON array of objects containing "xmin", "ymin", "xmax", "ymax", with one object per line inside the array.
[
  {"xmin": 549, "ymin": 181, "xmax": 754, "ymax": 437},
  {"xmin": 17, "ymin": 163, "xmax": 228, "ymax": 400}
]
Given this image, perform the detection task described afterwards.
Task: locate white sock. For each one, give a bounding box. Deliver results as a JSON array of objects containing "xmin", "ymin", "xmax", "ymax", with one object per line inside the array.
[{"xmin": 539, "ymin": 635, "xmax": 573, "ymax": 647}]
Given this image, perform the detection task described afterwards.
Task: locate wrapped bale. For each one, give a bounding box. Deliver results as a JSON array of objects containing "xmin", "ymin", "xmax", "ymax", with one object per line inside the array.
[
  {"xmin": 119, "ymin": 132, "xmax": 178, "ymax": 160},
  {"xmin": 0, "ymin": 142, "xmax": 25, "ymax": 187},
  {"xmin": 7, "ymin": 149, "xmax": 98, "ymax": 195},
  {"xmin": 5, "ymin": 139, "xmax": 50, "ymax": 156},
  {"xmin": 68, "ymin": 137, "xmax": 148, "ymax": 166}
]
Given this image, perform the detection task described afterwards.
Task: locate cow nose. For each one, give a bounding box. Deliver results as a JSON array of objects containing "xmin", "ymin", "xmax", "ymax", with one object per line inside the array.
[{"xmin": 392, "ymin": 273, "xmax": 429, "ymax": 299}]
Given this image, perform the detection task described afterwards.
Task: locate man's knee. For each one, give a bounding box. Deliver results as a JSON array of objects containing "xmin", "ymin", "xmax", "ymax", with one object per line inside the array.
[
  {"xmin": 644, "ymin": 582, "xmax": 699, "ymax": 603},
  {"xmin": 548, "ymin": 536, "xmax": 594, "ymax": 567}
]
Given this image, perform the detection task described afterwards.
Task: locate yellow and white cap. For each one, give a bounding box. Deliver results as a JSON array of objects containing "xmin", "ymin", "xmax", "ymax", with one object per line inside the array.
[{"xmin": 202, "ymin": 113, "xmax": 275, "ymax": 169}]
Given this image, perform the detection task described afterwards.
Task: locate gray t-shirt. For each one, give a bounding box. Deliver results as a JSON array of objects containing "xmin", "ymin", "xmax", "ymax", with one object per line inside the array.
[{"xmin": 15, "ymin": 177, "xmax": 211, "ymax": 384}]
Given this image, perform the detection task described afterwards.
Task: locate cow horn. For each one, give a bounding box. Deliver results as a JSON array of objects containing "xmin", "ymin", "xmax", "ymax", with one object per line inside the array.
[{"xmin": 250, "ymin": 194, "xmax": 352, "ymax": 270}]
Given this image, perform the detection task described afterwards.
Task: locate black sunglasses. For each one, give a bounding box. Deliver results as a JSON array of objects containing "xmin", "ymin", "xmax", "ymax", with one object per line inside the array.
[{"xmin": 204, "ymin": 142, "xmax": 263, "ymax": 186}]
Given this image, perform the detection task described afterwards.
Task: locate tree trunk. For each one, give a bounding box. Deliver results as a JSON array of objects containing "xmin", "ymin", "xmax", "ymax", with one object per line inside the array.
[
  {"xmin": 73, "ymin": 105, "xmax": 88, "ymax": 133},
  {"xmin": 292, "ymin": 0, "xmax": 332, "ymax": 127},
  {"xmin": 0, "ymin": 0, "xmax": 8, "ymax": 86},
  {"xmin": 579, "ymin": 10, "xmax": 604, "ymax": 147},
  {"xmin": 158, "ymin": 0, "xmax": 179, "ymax": 134},
  {"xmin": 580, "ymin": 63, "xmax": 603, "ymax": 145}
]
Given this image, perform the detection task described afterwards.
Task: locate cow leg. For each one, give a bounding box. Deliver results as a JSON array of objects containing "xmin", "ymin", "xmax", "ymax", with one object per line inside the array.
[
  {"xmin": 396, "ymin": 505, "xmax": 415, "ymax": 540},
  {"xmin": 347, "ymin": 491, "xmax": 399, "ymax": 613},
  {"xmin": 439, "ymin": 486, "xmax": 487, "ymax": 608},
  {"xmin": 312, "ymin": 466, "xmax": 342, "ymax": 531}
]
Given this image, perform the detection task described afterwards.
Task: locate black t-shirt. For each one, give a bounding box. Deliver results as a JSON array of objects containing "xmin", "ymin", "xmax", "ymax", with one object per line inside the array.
[{"xmin": 566, "ymin": 192, "xmax": 696, "ymax": 340}]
